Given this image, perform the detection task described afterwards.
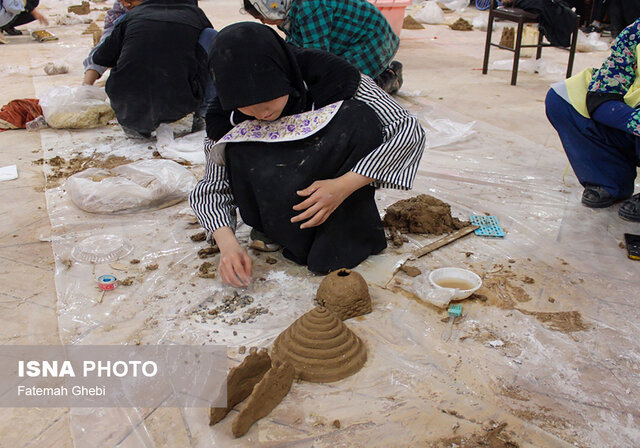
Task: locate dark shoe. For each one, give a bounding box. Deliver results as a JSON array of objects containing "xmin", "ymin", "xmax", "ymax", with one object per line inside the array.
[
  {"xmin": 389, "ymin": 60, "xmax": 403, "ymax": 94},
  {"xmin": 249, "ymin": 228, "xmax": 281, "ymax": 252},
  {"xmin": 122, "ymin": 126, "xmax": 152, "ymax": 139},
  {"xmin": 581, "ymin": 185, "xmax": 616, "ymax": 208},
  {"xmin": 191, "ymin": 113, "xmax": 205, "ymax": 133},
  {"xmin": 618, "ymin": 193, "xmax": 640, "ymax": 222},
  {"xmin": 2, "ymin": 26, "xmax": 22, "ymax": 36},
  {"xmin": 581, "ymin": 24, "xmax": 602, "ymax": 34}
]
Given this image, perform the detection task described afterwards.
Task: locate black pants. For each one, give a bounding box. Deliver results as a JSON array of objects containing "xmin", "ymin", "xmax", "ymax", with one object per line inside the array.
[
  {"xmin": 608, "ymin": 0, "xmax": 640, "ymax": 37},
  {"xmin": 225, "ymin": 100, "xmax": 387, "ymax": 273},
  {"xmin": 1, "ymin": 0, "xmax": 39, "ymax": 30}
]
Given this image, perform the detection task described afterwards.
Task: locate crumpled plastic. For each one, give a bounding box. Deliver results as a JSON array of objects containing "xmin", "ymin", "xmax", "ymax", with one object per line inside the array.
[
  {"xmin": 411, "ymin": 1, "xmax": 445, "ymax": 24},
  {"xmin": 155, "ymin": 123, "xmax": 206, "ymax": 165},
  {"xmin": 576, "ymin": 29, "xmax": 610, "ymax": 53},
  {"xmin": 65, "ymin": 159, "xmax": 197, "ymax": 214},
  {"xmin": 39, "ymin": 85, "xmax": 115, "ymax": 129}
]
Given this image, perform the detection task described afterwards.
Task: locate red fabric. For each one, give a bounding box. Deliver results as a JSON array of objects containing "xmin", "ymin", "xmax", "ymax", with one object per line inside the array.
[{"xmin": 0, "ymin": 99, "xmax": 43, "ymax": 131}]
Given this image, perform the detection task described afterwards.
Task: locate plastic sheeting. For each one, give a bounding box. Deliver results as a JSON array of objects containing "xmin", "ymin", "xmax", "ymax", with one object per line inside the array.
[{"xmin": 36, "ymin": 99, "xmax": 640, "ymax": 446}]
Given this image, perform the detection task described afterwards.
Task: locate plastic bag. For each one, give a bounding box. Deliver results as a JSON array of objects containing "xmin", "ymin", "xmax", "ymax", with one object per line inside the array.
[
  {"xmin": 66, "ymin": 159, "xmax": 197, "ymax": 214},
  {"xmin": 421, "ymin": 115, "xmax": 476, "ymax": 148},
  {"xmin": 576, "ymin": 30, "xmax": 610, "ymax": 53},
  {"xmin": 39, "ymin": 85, "xmax": 115, "ymax": 129},
  {"xmin": 413, "ymin": 1, "xmax": 445, "ymax": 24},
  {"xmin": 155, "ymin": 123, "xmax": 206, "ymax": 165},
  {"xmin": 438, "ymin": 0, "xmax": 469, "ymax": 11}
]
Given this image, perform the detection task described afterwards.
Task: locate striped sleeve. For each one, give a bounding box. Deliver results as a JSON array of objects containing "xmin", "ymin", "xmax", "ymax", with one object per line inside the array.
[
  {"xmin": 188, "ymin": 137, "xmax": 237, "ymax": 232},
  {"xmin": 351, "ymin": 75, "xmax": 426, "ymax": 190}
]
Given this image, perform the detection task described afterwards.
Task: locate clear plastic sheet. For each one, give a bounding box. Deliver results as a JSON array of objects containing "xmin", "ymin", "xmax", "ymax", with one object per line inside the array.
[{"xmin": 35, "ymin": 91, "xmax": 640, "ymax": 446}]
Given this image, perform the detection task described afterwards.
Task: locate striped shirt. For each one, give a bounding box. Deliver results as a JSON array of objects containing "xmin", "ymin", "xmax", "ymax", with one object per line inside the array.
[{"xmin": 189, "ymin": 74, "xmax": 426, "ymax": 233}]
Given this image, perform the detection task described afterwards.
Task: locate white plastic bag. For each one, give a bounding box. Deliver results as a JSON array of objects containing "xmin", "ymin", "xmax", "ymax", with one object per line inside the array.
[
  {"xmin": 39, "ymin": 85, "xmax": 115, "ymax": 129},
  {"xmin": 414, "ymin": 1, "xmax": 445, "ymax": 24},
  {"xmin": 66, "ymin": 159, "xmax": 197, "ymax": 214},
  {"xmin": 421, "ymin": 115, "xmax": 476, "ymax": 148},
  {"xmin": 155, "ymin": 123, "xmax": 206, "ymax": 165},
  {"xmin": 439, "ymin": 0, "xmax": 469, "ymax": 12},
  {"xmin": 576, "ymin": 30, "xmax": 610, "ymax": 53}
]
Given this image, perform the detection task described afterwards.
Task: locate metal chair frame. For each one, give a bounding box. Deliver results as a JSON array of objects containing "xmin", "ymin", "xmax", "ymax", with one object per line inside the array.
[{"xmin": 481, "ymin": 0, "xmax": 579, "ymax": 85}]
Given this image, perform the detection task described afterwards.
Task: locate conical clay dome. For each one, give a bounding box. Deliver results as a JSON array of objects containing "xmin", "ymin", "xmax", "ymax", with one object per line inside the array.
[{"xmin": 271, "ymin": 307, "xmax": 367, "ymax": 383}]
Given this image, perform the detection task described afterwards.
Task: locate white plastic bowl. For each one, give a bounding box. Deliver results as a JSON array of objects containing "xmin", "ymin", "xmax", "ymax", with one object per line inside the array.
[{"xmin": 428, "ymin": 267, "xmax": 482, "ymax": 300}]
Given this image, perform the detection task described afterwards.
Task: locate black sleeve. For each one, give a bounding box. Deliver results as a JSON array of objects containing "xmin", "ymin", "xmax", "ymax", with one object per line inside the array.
[
  {"xmin": 586, "ymin": 91, "xmax": 626, "ymax": 116},
  {"xmin": 92, "ymin": 20, "xmax": 127, "ymax": 68}
]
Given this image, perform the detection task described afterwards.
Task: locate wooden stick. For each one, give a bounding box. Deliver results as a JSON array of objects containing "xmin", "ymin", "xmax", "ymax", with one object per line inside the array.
[{"xmin": 411, "ymin": 225, "xmax": 479, "ymax": 258}]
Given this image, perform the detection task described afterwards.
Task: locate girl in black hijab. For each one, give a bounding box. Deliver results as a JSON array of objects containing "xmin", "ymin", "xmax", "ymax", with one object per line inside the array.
[{"xmin": 190, "ymin": 22, "xmax": 425, "ymax": 287}]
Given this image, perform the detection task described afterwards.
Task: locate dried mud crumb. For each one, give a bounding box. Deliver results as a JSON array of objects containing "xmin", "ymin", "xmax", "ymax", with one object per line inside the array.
[
  {"xmin": 238, "ymin": 345, "xmax": 246, "ymax": 354},
  {"xmin": 265, "ymin": 257, "xmax": 278, "ymax": 264},
  {"xmin": 548, "ymin": 297, "xmax": 555, "ymax": 303},
  {"xmin": 332, "ymin": 419, "xmax": 341, "ymax": 429},
  {"xmin": 130, "ymin": 258, "xmax": 140, "ymax": 264},
  {"xmin": 233, "ymin": 330, "xmax": 237, "ymax": 336},
  {"xmin": 120, "ymin": 276, "xmax": 135, "ymax": 286},
  {"xmin": 508, "ymin": 259, "xmax": 516, "ymax": 263},
  {"xmin": 619, "ymin": 241, "xmax": 626, "ymax": 249},
  {"xmin": 401, "ymin": 264, "xmax": 422, "ymax": 277},
  {"xmin": 190, "ymin": 231, "xmax": 206, "ymax": 242},
  {"xmin": 198, "ymin": 247, "xmax": 218, "ymax": 259},
  {"xmin": 465, "ymin": 251, "xmax": 473, "ymax": 257},
  {"xmin": 387, "ymin": 226, "xmax": 408, "ymax": 247},
  {"xmin": 522, "ymin": 276, "xmax": 535, "ymax": 284},
  {"xmin": 198, "ymin": 261, "xmax": 216, "ymax": 279},
  {"xmin": 145, "ymin": 263, "xmax": 158, "ymax": 271}
]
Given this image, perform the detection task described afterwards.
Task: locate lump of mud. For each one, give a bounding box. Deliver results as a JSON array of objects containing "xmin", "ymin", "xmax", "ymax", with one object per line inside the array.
[
  {"xmin": 450, "ymin": 17, "xmax": 473, "ymax": 31},
  {"xmin": 383, "ymin": 194, "xmax": 468, "ymax": 235},
  {"xmin": 403, "ymin": 15, "xmax": 424, "ymax": 30}
]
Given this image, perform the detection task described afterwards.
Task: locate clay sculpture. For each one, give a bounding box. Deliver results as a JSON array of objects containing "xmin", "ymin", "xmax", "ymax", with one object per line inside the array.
[
  {"xmin": 271, "ymin": 307, "xmax": 367, "ymax": 383},
  {"xmin": 209, "ymin": 347, "xmax": 271, "ymax": 425},
  {"xmin": 316, "ymin": 268, "xmax": 372, "ymax": 320},
  {"xmin": 231, "ymin": 360, "xmax": 295, "ymax": 437}
]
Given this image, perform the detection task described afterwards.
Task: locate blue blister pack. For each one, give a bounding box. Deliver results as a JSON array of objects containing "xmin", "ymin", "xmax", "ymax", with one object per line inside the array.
[{"xmin": 469, "ymin": 215, "xmax": 505, "ymax": 238}]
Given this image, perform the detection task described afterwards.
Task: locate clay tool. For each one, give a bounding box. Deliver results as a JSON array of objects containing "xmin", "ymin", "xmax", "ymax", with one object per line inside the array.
[
  {"xmin": 384, "ymin": 225, "xmax": 479, "ymax": 289},
  {"xmin": 441, "ymin": 304, "xmax": 462, "ymax": 342}
]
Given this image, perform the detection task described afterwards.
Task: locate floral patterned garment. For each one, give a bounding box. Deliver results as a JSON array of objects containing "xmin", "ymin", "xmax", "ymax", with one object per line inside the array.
[
  {"xmin": 589, "ymin": 18, "xmax": 640, "ymax": 136},
  {"xmin": 207, "ymin": 101, "xmax": 342, "ymax": 165}
]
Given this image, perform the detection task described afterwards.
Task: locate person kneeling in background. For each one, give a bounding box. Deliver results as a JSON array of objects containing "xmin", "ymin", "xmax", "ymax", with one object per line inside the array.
[
  {"xmin": 0, "ymin": 0, "xmax": 48, "ymax": 36},
  {"xmin": 91, "ymin": 0, "xmax": 215, "ymax": 138},
  {"xmin": 242, "ymin": 0, "xmax": 404, "ymax": 95}
]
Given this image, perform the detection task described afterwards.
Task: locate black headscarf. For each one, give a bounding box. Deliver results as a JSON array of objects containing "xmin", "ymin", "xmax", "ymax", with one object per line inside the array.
[{"xmin": 208, "ymin": 22, "xmax": 360, "ymax": 115}]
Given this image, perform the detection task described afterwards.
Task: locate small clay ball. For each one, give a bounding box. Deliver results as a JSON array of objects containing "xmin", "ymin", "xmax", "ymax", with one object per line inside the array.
[{"xmin": 316, "ymin": 269, "xmax": 371, "ymax": 320}]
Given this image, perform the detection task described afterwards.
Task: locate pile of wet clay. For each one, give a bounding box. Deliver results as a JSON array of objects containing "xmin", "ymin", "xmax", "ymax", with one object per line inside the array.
[{"xmin": 383, "ymin": 194, "xmax": 469, "ymax": 236}]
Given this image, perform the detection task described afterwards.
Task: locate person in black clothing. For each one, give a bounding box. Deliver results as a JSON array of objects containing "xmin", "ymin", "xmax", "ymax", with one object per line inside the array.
[
  {"xmin": 0, "ymin": 0, "xmax": 48, "ymax": 35},
  {"xmin": 92, "ymin": 0, "xmax": 213, "ymax": 138},
  {"xmin": 189, "ymin": 23, "xmax": 425, "ymax": 286},
  {"xmin": 608, "ymin": 0, "xmax": 640, "ymax": 37}
]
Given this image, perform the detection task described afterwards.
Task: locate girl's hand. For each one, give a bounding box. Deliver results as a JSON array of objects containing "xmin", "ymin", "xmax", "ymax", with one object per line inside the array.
[
  {"xmin": 213, "ymin": 227, "xmax": 252, "ymax": 287},
  {"xmin": 31, "ymin": 9, "xmax": 49, "ymax": 26},
  {"xmin": 292, "ymin": 172, "xmax": 373, "ymax": 229}
]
